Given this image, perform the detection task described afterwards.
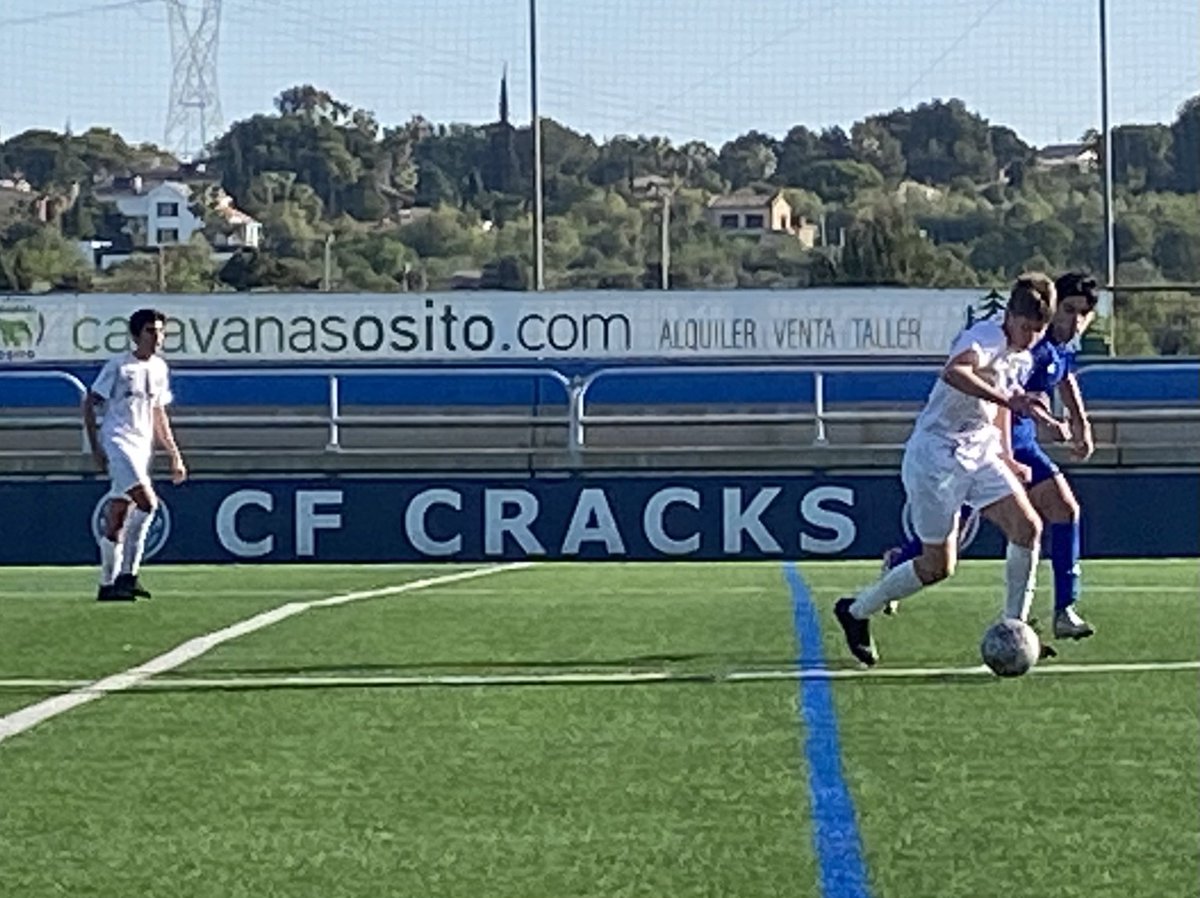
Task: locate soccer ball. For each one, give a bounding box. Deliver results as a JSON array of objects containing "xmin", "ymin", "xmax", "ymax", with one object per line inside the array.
[{"xmin": 980, "ymin": 618, "xmax": 1041, "ymax": 678}]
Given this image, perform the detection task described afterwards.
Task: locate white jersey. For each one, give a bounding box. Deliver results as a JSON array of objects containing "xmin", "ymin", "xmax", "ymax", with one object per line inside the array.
[
  {"xmin": 911, "ymin": 319, "xmax": 1032, "ymax": 446},
  {"xmin": 90, "ymin": 352, "xmax": 173, "ymax": 459}
]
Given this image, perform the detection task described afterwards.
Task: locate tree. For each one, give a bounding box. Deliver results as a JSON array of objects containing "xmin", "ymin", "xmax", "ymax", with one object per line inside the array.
[
  {"xmin": 850, "ymin": 120, "xmax": 906, "ymax": 181},
  {"xmin": 774, "ymin": 125, "xmax": 823, "ymax": 187},
  {"xmin": 1170, "ymin": 95, "xmax": 1200, "ymax": 192},
  {"xmin": 1110, "ymin": 124, "xmax": 1175, "ymax": 191},
  {"xmin": 1154, "ymin": 224, "xmax": 1200, "ymax": 282},
  {"xmin": 839, "ymin": 205, "xmax": 940, "ymax": 285},
  {"xmin": 988, "ymin": 125, "xmax": 1032, "ymax": 173},
  {"xmin": 716, "ymin": 132, "xmax": 778, "ymax": 189},
  {"xmin": 275, "ymin": 85, "xmax": 351, "ymax": 122},
  {"xmin": 1113, "ymin": 214, "xmax": 1156, "ymax": 263},
  {"xmin": 97, "ymin": 236, "xmax": 218, "ymax": 293},
  {"xmin": 211, "ymin": 86, "xmax": 378, "ymax": 219},
  {"xmin": 794, "ymin": 160, "xmax": 884, "ymax": 204},
  {"xmin": 1025, "ymin": 218, "xmax": 1074, "ymax": 270},
  {"xmin": 0, "ymin": 226, "xmax": 92, "ymax": 291},
  {"xmin": 880, "ymin": 99, "xmax": 998, "ymax": 185},
  {"xmin": 0, "ymin": 130, "xmax": 73, "ymax": 189}
]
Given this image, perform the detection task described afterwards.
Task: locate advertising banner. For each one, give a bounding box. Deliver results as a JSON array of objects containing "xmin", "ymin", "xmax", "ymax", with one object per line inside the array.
[
  {"xmin": 1, "ymin": 470, "xmax": 1195, "ymax": 565},
  {"xmin": 0, "ymin": 288, "xmax": 1000, "ymax": 364}
]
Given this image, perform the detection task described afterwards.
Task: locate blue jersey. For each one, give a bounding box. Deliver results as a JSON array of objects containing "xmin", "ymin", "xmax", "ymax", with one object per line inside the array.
[{"xmin": 1012, "ymin": 335, "xmax": 1076, "ymax": 447}]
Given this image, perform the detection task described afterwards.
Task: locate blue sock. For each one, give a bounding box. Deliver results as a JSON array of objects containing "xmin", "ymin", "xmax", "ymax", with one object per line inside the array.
[
  {"xmin": 895, "ymin": 535, "xmax": 923, "ymax": 565},
  {"xmin": 1050, "ymin": 521, "xmax": 1081, "ymax": 612}
]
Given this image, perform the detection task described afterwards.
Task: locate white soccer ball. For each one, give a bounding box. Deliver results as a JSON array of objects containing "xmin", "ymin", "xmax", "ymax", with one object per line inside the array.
[{"xmin": 980, "ymin": 618, "xmax": 1041, "ymax": 678}]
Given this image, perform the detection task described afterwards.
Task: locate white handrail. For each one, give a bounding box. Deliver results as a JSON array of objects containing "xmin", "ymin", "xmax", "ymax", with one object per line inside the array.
[
  {"xmin": 2, "ymin": 362, "xmax": 1197, "ymax": 457},
  {"xmin": 0, "ymin": 370, "xmax": 89, "ymax": 451}
]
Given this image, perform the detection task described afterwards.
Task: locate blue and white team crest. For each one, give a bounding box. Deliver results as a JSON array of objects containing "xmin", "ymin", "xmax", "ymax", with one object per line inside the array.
[{"xmin": 91, "ymin": 496, "xmax": 172, "ymax": 560}]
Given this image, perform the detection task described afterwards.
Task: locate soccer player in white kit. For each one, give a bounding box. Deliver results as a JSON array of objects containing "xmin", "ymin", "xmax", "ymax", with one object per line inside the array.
[
  {"xmin": 82, "ymin": 308, "xmax": 187, "ymax": 601},
  {"xmin": 833, "ymin": 274, "xmax": 1056, "ymax": 666}
]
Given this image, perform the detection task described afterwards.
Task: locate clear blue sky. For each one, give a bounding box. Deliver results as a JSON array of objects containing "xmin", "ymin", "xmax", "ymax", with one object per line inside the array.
[{"xmin": 1, "ymin": 0, "xmax": 1196, "ymax": 156}]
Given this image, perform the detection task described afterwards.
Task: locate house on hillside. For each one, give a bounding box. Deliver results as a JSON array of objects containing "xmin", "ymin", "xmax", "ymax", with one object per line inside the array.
[
  {"xmin": 82, "ymin": 174, "xmax": 261, "ymax": 270},
  {"xmin": 1033, "ymin": 143, "xmax": 1097, "ymax": 172},
  {"xmin": 705, "ymin": 190, "xmax": 819, "ymax": 248}
]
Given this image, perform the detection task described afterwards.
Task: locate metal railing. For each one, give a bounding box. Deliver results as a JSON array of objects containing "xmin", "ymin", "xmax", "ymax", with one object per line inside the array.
[
  {"xmin": 0, "ymin": 370, "xmax": 89, "ymax": 451},
  {"xmin": 170, "ymin": 366, "xmax": 573, "ymax": 451},
  {"xmin": 0, "ymin": 367, "xmax": 573, "ymax": 456},
  {"xmin": 2, "ymin": 363, "xmax": 1197, "ymax": 458},
  {"xmin": 573, "ymin": 364, "xmax": 939, "ymax": 447}
]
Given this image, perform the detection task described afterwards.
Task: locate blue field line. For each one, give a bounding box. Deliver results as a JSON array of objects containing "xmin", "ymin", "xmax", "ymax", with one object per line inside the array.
[{"xmin": 783, "ymin": 561, "xmax": 874, "ymax": 898}]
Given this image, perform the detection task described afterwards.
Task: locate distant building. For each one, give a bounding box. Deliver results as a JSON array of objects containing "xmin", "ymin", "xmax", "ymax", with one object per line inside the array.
[
  {"xmin": 95, "ymin": 178, "xmax": 203, "ymax": 248},
  {"xmin": 705, "ymin": 190, "xmax": 818, "ymax": 248},
  {"xmin": 82, "ymin": 174, "xmax": 261, "ymax": 270},
  {"xmin": 1034, "ymin": 143, "xmax": 1097, "ymax": 172}
]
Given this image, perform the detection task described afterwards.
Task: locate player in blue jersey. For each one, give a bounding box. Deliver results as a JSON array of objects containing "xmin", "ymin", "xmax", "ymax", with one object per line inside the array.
[{"xmin": 881, "ymin": 272, "xmax": 1099, "ymax": 639}]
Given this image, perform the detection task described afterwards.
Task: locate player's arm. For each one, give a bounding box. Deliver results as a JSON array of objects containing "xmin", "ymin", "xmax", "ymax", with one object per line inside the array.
[
  {"xmin": 941, "ymin": 349, "xmax": 1010, "ymax": 404},
  {"xmin": 1021, "ymin": 391, "xmax": 1072, "ymax": 441},
  {"xmin": 1057, "ymin": 372, "xmax": 1094, "ymax": 460},
  {"xmin": 993, "ymin": 401, "xmax": 1032, "ymax": 483},
  {"xmin": 81, "ymin": 391, "xmax": 107, "ymax": 472},
  {"xmin": 82, "ymin": 359, "xmax": 117, "ymax": 472},
  {"xmin": 153, "ymin": 405, "xmax": 188, "ymax": 484},
  {"xmin": 941, "ymin": 350, "xmax": 1046, "ymax": 417}
]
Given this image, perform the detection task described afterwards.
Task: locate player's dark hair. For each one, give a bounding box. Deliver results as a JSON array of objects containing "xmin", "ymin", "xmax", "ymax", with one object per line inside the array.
[
  {"xmin": 128, "ymin": 308, "xmax": 166, "ymax": 337},
  {"xmin": 1053, "ymin": 271, "xmax": 1100, "ymax": 311},
  {"xmin": 1008, "ymin": 273, "xmax": 1056, "ymax": 325}
]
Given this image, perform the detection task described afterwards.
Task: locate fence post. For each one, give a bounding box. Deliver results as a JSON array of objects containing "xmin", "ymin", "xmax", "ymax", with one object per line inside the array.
[
  {"xmin": 326, "ymin": 375, "xmax": 341, "ymax": 450},
  {"xmin": 567, "ymin": 375, "xmax": 586, "ymax": 462},
  {"xmin": 812, "ymin": 371, "xmax": 828, "ymax": 445}
]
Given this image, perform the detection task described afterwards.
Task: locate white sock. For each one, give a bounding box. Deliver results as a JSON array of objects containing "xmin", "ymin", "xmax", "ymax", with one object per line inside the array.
[
  {"xmin": 99, "ymin": 537, "xmax": 120, "ymax": 586},
  {"xmin": 119, "ymin": 506, "xmax": 153, "ymax": 576},
  {"xmin": 850, "ymin": 560, "xmax": 924, "ymax": 619},
  {"xmin": 1004, "ymin": 542, "xmax": 1039, "ymax": 621}
]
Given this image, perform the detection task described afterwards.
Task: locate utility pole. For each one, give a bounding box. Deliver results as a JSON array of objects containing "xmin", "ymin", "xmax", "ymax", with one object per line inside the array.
[
  {"xmin": 528, "ymin": 0, "xmax": 545, "ymax": 290},
  {"xmin": 323, "ymin": 233, "xmax": 334, "ymax": 292},
  {"xmin": 659, "ymin": 190, "xmax": 671, "ymax": 290},
  {"xmin": 164, "ymin": 0, "xmax": 224, "ymax": 159}
]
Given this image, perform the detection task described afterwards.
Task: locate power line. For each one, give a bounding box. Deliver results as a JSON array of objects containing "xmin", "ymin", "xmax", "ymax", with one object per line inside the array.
[
  {"xmin": 0, "ymin": 0, "xmax": 156, "ymax": 29},
  {"xmin": 894, "ymin": 0, "xmax": 1007, "ymax": 108}
]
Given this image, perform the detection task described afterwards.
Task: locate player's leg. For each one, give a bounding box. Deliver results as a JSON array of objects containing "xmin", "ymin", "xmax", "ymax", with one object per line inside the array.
[
  {"xmin": 97, "ymin": 494, "xmax": 132, "ymax": 601},
  {"xmin": 1023, "ymin": 455, "xmax": 1093, "ymax": 639},
  {"xmin": 977, "ymin": 474, "xmax": 1043, "ymax": 623},
  {"xmin": 834, "ymin": 446, "xmax": 965, "ymax": 665},
  {"xmin": 882, "ymin": 502, "xmax": 975, "ymax": 614},
  {"xmin": 108, "ymin": 450, "xmax": 157, "ymax": 600}
]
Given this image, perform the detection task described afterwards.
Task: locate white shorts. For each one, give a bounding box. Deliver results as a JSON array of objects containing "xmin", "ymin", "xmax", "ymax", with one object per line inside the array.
[
  {"xmin": 103, "ymin": 443, "xmax": 152, "ymax": 499},
  {"xmin": 901, "ymin": 434, "xmax": 1022, "ymax": 545}
]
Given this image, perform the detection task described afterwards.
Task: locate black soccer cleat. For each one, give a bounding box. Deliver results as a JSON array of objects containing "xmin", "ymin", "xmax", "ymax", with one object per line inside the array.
[
  {"xmin": 834, "ymin": 597, "xmax": 879, "ymax": 666},
  {"xmin": 111, "ymin": 573, "xmax": 151, "ymax": 600},
  {"xmin": 96, "ymin": 583, "xmax": 133, "ymax": 602},
  {"xmin": 1025, "ymin": 617, "xmax": 1057, "ymax": 659}
]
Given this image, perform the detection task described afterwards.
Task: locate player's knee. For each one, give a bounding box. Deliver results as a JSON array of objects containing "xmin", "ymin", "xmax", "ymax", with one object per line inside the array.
[
  {"xmin": 1012, "ymin": 512, "xmax": 1041, "ymax": 548},
  {"xmin": 1060, "ymin": 490, "xmax": 1080, "ymax": 522},
  {"xmin": 916, "ymin": 553, "xmax": 955, "ymax": 583},
  {"xmin": 931, "ymin": 558, "xmax": 955, "ymax": 582}
]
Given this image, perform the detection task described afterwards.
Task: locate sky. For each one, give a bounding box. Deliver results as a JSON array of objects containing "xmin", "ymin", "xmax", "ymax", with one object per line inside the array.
[{"xmin": 0, "ymin": 0, "xmax": 1196, "ymax": 158}]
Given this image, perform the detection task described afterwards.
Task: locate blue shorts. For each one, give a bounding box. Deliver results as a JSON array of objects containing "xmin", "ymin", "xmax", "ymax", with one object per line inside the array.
[{"xmin": 1013, "ymin": 440, "xmax": 1060, "ymax": 487}]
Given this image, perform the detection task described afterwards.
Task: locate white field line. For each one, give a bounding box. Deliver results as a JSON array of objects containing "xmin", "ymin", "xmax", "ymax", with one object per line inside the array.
[
  {"xmin": 1, "ymin": 660, "xmax": 1196, "ymax": 693},
  {"xmin": 1, "ymin": 584, "xmax": 1193, "ymax": 602},
  {"xmin": 0, "ymin": 563, "xmax": 532, "ymax": 746}
]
